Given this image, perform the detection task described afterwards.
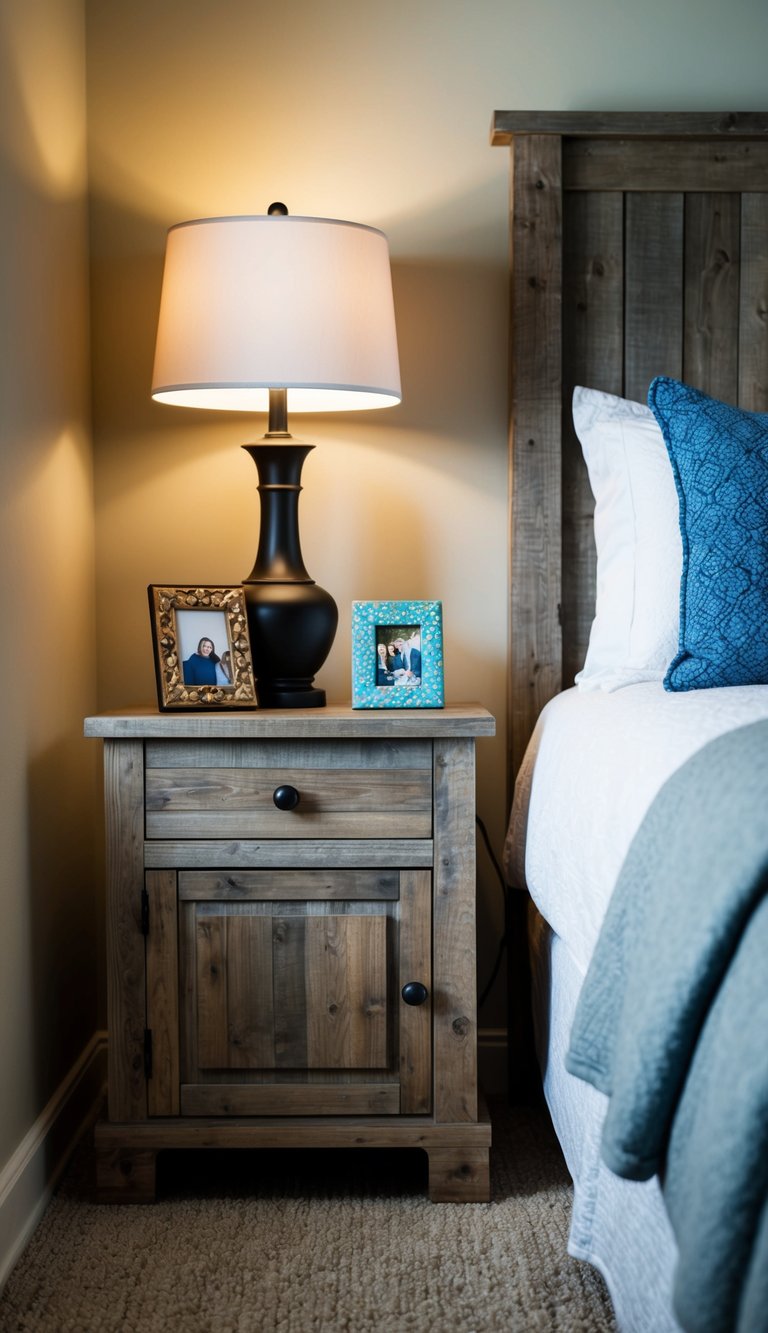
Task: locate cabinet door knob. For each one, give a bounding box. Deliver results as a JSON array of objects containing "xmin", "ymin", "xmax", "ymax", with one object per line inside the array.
[
  {"xmin": 273, "ymin": 784, "xmax": 300, "ymax": 811},
  {"xmin": 401, "ymin": 981, "xmax": 429, "ymax": 1006}
]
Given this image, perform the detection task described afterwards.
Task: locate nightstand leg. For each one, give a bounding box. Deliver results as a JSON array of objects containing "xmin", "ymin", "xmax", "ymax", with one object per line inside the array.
[
  {"xmin": 96, "ymin": 1143, "xmax": 157, "ymax": 1203},
  {"xmin": 427, "ymin": 1145, "xmax": 491, "ymax": 1202}
]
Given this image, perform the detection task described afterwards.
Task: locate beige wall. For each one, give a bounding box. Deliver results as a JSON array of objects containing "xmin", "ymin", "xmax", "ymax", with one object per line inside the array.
[
  {"xmin": 0, "ymin": 0, "xmax": 97, "ymax": 1167},
  {"xmin": 84, "ymin": 0, "xmax": 768, "ymax": 1031}
]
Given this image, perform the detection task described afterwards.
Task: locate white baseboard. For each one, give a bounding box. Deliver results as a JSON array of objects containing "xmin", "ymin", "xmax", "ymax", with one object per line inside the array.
[
  {"xmin": 478, "ymin": 1026, "xmax": 508, "ymax": 1097},
  {"xmin": 0, "ymin": 1030, "xmax": 107, "ymax": 1293}
]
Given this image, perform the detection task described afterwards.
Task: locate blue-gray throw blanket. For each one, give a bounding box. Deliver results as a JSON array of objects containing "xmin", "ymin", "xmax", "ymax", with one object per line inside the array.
[{"xmin": 566, "ymin": 720, "xmax": 768, "ymax": 1333}]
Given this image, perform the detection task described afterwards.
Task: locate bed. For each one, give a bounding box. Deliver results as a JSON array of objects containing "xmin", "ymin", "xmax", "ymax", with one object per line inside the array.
[{"xmin": 491, "ymin": 113, "xmax": 768, "ymax": 1332}]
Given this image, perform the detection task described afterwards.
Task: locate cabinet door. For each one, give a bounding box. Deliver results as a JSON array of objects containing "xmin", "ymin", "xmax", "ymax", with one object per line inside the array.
[{"xmin": 147, "ymin": 868, "xmax": 431, "ymax": 1117}]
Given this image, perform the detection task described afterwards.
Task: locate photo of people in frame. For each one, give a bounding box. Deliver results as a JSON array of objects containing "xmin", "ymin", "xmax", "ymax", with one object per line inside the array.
[
  {"xmin": 374, "ymin": 624, "xmax": 422, "ymax": 688},
  {"xmin": 176, "ymin": 609, "xmax": 234, "ymax": 688}
]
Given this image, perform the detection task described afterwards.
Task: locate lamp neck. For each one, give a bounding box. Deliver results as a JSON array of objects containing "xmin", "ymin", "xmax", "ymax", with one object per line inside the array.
[
  {"xmin": 266, "ymin": 387, "xmax": 291, "ymax": 438},
  {"xmin": 242, "ymin": 441, "xmax": 314, "ymax": 584}
]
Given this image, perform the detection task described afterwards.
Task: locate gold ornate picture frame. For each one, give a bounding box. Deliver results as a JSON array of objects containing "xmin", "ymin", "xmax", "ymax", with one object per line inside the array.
[{"xmin": 148, "ymin": 585, "xmax": 258, "ymax": 710}]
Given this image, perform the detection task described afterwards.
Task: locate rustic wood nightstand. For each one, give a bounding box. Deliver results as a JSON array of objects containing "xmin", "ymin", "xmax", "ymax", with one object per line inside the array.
[{"xmin": 85, "ymin": 704, "xmax": 494, "ymax": 1202}]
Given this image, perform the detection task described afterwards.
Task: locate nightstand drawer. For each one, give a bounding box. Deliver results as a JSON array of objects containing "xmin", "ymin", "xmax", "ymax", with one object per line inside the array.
[{"xmin": 144, "ymin": 738, "xmax": 432, "ymax": 839}]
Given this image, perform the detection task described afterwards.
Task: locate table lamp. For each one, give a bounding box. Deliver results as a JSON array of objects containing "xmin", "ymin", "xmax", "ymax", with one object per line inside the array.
[{"xmin": 151, "ymin": 204, "xmax": 401, "ymax": 707}]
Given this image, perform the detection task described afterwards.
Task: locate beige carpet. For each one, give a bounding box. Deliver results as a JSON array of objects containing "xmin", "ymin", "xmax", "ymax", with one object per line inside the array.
[{"xmin": 0, "ymin": 1102, "xmax": 616, "ymax": 1332}]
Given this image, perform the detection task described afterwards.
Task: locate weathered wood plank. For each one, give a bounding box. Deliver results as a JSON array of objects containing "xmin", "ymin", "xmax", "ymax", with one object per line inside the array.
[
  {"xmin": 104, "ymin": 740, "xmax": 146, "ymax": 1122},
  {"xmin": 432, "ymin": 739, "xmax": 477, "ymax": 1122},
  {"xmin": 492, "ymin": 111, "xmax": 768, "ymax": 145},
  {"xmin": 146, "ymin": 767, "xmax": 431, "ymax": 812},
  {"xmin": 562, "ymin": 190, "xmax": 624, "ymax": 685},
  {"xmin": 85, "ymin": 704, "xmax": 495, "ymax": 741},
  {"xmin": 145, "ymin": 869, "xmax": 179, "ymax": 1116},
  {"xmin": 180, "ymin": 1083, "xmax": 400, "ymax": 1116},
  {"xmin": 624, "ymin": 193, "xmax": 684, "ymax": 402},
  {"xmin": 95, "ymin": 1146, "xmax": 157, "ymax": 1203},
  {"xmin": 195, "ymin": 915, "xmax": 229, "ymax": 1069},
  {"xmin": 147, "ymin": 809, "xmax": 431, "ymax": 840},
  {"xmin": 683, "ymin": 193, "xmax": 740, "ymax": 401},
  {"xmin": 145, "ymin": 839, "xmax": 434, "ymax": 869},
  {"xmin": 509, "ymin": 133, "xmax": 563, "ymax": 781},
  {"xmin": 426, "ymin": 1145, "xmax": 491, "ymax": 1203},
  {"xmin": 305, "ymin": 916, "xmax": 388, "ymax": 1069},
  {"xmin": 272, "ymin": 915, "xmax": 308, "ymax": 1068},
  {"xmin": 144, "ymin": 739, "xmax": 433, "ymax": 771},
  {"xmin": 178, "ymin": 869, "xmax": 400, "ymax": 901},
  {"xmin": 226, "ymin": 915, "xmax": 275, "ymax": 1069},
  {"xmin": 195, "ymin": 915, "xmax": 275, "ymax": 1070},
  {"xmin": 179, "ymin": 903, "xmax": 198, "ymax": 1083},
  {"xmin": 563, "ymin": 139, "xmax": 768, "ymax": 192},
  {"xmin": 398, "ymin": 871, "xmax": 432, "ymax": 1114},
  {"xmin": 96, "ymin": 1114, "xmax": 492, "ymax": 1149},
  {"xmin": 739, "ymin": 194, "xmax": 768, "ymax": 410}
]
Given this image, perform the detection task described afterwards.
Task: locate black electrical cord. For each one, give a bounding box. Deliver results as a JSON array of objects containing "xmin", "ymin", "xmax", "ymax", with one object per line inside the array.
[{"xmin": 475, "ymin": 813, "xmax": 511, "ymax": 1007}]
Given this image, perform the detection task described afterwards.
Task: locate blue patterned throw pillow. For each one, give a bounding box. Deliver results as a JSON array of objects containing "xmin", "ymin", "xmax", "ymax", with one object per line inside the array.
[{"xmin": 648, "ymin": 377, "xmax": 768, "ymax": 691}]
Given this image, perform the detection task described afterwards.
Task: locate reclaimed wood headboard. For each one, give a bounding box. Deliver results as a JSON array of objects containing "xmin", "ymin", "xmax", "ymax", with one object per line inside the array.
[{"xmin": 491, "ymin": 111, "xmax": 768, "ymax": 786}]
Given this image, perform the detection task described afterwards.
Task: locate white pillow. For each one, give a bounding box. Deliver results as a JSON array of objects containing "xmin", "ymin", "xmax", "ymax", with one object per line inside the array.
[{"xmin": 573, "ymin": 385, "xmax": 682, "ymax": 691}]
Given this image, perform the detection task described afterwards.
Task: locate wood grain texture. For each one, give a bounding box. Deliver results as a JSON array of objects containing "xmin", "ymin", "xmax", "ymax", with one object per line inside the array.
[
  {"xmin": 492, "ymin": 111, "xmax": 768, "ymax": 144},
  {"xmin": 145, "ymin": 869, "xmax": 179, "ymax": 1116},
  {"xmin": 178, "ymin": 870, "xmax": 400, "ymax": 901},
  {"xmin": 432, "ymin": 739, "xmax": 477, "ymax": 1123},
  {"xmin": 273, "ymin": 915, "xmax": 308, "ymax": 1068},
  {"xmin": 147, "ymin": 809, "xmax": 431, "ymax": 841},
  {"xmin": 305, "ymin": 915, "xmax": 388, "ymax": 1069},
  {"xmin": 562, "ymin": 190, "xmax": 624, "ymax": 685},
  {"xmin": 683, "ymin": 194, "xmax": 740, "ymax": 400},
  {"xmin": 85, "ymin": 705, "xmax": 495, "ymax": 740},
  {"xmin": 95, "ymin": 1146, "xmax": 157, "ymax": 1203},
  {"xmin": 104, "ymin": 740, "xmax": 146, "ymax": 1122},
  {"xmin": 180, "ymin": 1084, "xmax": 400, "ymax": 1116},
  {"xmin": 624, "ymin": 192, "xmax": 684, "ymax": 402},
  {"xmin": 145, "ymin": 839, "xmax": 434, "ymax": 870},
  {"xmin": 739, "ymin": 193, "xmax": 768, "ymax": 410},
  {"xmin": 426, "ymin": 1146, "xmax": 491, "ymax": 1203},
  {"xmin": 509, "ymin": 133, "xmax": 563, "ymax": 783},
  {"xmin": 146, "ymin": 766, "xmax": 430, "ymax": 813},
  {"xmin": 398, "ymin": 870, "xmax": 432, "ymax": 1114},
  {"xmin": 195, "ymin": 914, "xmax": 275, "ymax": 1070},
  {"xmin": 563, "ymin": 138, "xmax": 768, "ymax": 192},
  {"xmin": 144, "ymin": 739, "xmax": 433, "ymax": 771}
]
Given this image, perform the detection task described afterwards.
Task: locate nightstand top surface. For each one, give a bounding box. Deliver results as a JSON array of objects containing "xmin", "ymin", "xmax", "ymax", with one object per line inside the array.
[{"xmin": 84, "ymin": 702, "xmax": 495, "ymax": 740}]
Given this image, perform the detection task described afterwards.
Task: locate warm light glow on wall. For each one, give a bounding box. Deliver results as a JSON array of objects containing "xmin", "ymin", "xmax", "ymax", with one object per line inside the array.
[{"xmin": 0, "ymin": 5, "xmax": 87, "ymax": 193}]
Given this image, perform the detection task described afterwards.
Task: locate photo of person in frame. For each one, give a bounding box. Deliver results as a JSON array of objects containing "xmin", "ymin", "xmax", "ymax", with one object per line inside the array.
[
  {"xmin": 177, "ymin": 609, "xmax": 234, "ymax": 688},
  {"xmin": 376, "ymin": 642, "xmax": 394, "ymax": 686},
  {"xmin": 375, "ymin": 625, "xmax": 422, "ymax": 687}
]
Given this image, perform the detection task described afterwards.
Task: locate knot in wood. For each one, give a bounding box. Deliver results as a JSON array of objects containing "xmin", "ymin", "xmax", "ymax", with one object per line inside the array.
[
  {"xmin": 535, "ymin": 178, "xmax": 545, "ymax": 190},
  {"xmin": 452, "ymin": 1015, "xmax": 470, "ymax": 1039}
]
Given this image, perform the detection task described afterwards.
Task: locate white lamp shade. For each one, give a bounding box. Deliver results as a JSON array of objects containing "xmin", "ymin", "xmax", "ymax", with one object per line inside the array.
[{"xmin": 151, "ymin": 214, "xmax": 401, "ymax": 412}]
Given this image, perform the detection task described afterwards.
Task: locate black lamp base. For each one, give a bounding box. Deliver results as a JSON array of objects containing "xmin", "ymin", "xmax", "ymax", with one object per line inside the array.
[
  {"xmin": 241, "ymin": 435, "xmax": 338, "ymax": 709},
  {"xmin": 256, "ymin": 680, "xmax": 327, "ymax": 709}
]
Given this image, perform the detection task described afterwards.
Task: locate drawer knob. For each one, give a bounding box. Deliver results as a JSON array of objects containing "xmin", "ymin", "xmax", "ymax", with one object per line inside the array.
[
  {"xmin": 273, "ymin": 784, "xmax": 300, "ymax": 811},
  {"xmin": 401, "ymin": 981, "xmax": 429, "ymax": 1006}
]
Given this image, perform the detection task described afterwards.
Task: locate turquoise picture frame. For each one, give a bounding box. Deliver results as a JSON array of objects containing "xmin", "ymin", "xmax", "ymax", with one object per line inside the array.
[{"xmin": 351, "ymin": 600, "xmax": 444, "ymax": 709}]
